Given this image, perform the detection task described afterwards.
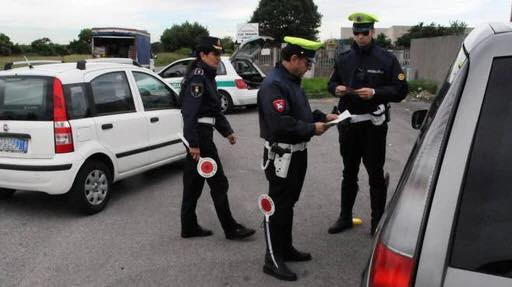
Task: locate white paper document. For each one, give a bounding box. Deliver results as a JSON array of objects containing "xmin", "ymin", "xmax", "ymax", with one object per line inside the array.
[{"xmin": 325, "ymin": 110, "xmax": 352, "ymax": 127}]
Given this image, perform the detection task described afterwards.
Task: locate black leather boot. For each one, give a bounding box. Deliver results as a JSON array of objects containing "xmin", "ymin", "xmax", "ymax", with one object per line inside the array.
[
  {"xmin": 328, "ymin": 217, "xmax": 353, "ymax": 234},
  {"xmin": 284, "ymin": 246, "xmax": 312, "ymax": 262},
  {"xmin": 263, "ymin": 253, "xmax": 297, "ymax": 281}
]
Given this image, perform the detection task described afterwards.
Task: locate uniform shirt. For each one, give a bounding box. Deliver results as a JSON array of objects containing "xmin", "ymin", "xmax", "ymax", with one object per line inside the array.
[
  {"xmin": 181, "ymin": 60, "xmax": 234, "ymax": 148},
  {"xmin": 328, "ymin": 41, "xmax": 408, "ymax": 115},
  {"xmin": 258, "ymin": 63, "xmax": 326, "ymax": 144}
]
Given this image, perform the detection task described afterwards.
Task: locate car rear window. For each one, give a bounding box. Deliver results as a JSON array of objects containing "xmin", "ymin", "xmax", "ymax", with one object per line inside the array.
[
  {"xmin": 0, "ymin": 76, "xmax": 53, "ymax": 121},
  {"xmin": 450, "ymin": 56, "xmax": 512, "ymax": 279}
]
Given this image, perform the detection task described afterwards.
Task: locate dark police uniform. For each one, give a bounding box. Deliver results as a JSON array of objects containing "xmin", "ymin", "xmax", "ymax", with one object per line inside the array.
[
  {"xmin": 327, "ymin": 13, "xmax": 408, "ymax": 235},
  {"xmin": 258, "ymin": 36, "xmax": 326, "ymax": 281},
  {"xmin": 180, "ymin": 36, "xmax": 255, "ymax": 240}
]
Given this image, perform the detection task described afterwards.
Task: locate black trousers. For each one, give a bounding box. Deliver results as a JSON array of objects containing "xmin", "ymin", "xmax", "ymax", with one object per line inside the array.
[
  {"xmin": 263, "ymin": 148, "xmax": 307, "ymax": 255},
  {"xmin": 181, "ymin": 124, "xmax": 237, "ymax": 232},
  {"xmin": 338, "ymin": 121, "xmax": 388, "ymax": 225}
]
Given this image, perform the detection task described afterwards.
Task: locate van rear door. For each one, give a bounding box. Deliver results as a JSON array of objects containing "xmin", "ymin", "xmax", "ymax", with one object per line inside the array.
[{"xmin": 0, "ymin": 76, "xmax": 56, "ymax": 159}]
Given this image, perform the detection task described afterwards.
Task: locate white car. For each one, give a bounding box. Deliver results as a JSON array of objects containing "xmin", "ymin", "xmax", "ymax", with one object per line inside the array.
[
  {"xmin": 158, "ymin": 37, "xmax": 272, "ymax": 113},
  {"xmin": 0, "ymin": 60, "xmax": 186, "ymax": 214}
]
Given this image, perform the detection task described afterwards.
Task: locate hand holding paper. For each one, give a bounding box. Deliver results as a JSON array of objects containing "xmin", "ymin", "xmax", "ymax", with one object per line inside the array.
[{"xmin": 325, "ymin": 110, "xmax": 352, "ymax": 127}]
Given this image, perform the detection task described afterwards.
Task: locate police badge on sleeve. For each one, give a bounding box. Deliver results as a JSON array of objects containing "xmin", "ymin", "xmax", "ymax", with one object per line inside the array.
[
  {"xmin": 190, "ymin": 83, "xmax": 203, "ymax": 98},
  {"xmin": 272, "ymin": 99, "xmax": 286, "ymax": 113}
]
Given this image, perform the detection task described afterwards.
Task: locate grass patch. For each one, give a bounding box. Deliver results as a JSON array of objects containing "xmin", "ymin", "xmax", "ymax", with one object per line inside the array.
[
  {"xmin": 154, "ymin": 52, "xmax": 188, "ymax": 66},
  {"xmin": 0, "ymin": 54, "xmax": 91, "ymax": 69},
  {"xmin": 0, "ymin": 53, "xmax": 188, "ymax": 69},
  {"xmin": 302, "ymin": 77, "xmax": 331, "ymax": 98}
]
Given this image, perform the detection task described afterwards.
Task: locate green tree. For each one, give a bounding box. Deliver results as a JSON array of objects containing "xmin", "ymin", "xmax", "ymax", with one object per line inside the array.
[
  {"xmin": 396, "ymin": 21, "xmax": 468, "ymax": 48},
  {"xmin": 221, "ymin": 36, "xmax": 235, "ymax": 54},
  {"xmin": 375, "ymin": 33, "xmax": 392, "ymax": 49},
  {"xmin": 0, "ymin": 33, "xmax": 14, "ymax": 56},
  {"xmin": 160, "ymin": 21, "xmax": 209, "ymax": 52},
  {"xmin": 69, "ymin": 28, "xmax": 91, "ymax": 54},
  {"xmin": 250, "ymin": 0, "xmax": 322, "ymax": 42}
]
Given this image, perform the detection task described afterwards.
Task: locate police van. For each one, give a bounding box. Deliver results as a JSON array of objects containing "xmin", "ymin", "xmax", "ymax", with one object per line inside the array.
[
  {"xmin": 159, "ymin": 37, "xmax": 272, "ymax": 113},
  {"xmin": 0, "ymin": 60, "xmax": 186, "ymax": 214},
  {"xmin": 361, "ymin": 22, "xmax": 512, "ymax": 287}
]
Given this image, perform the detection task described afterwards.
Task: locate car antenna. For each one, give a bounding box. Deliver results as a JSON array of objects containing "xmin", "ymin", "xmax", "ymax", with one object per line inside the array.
[{"xmin": 23, "ymin": 56, "xmax": 33, "ymax": 69}]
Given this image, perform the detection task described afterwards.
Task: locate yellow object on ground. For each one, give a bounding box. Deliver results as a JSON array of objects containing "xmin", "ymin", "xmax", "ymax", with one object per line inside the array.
[{"xmin": 352, "ymin": 217, "xmax": 363, "ymax": 225}]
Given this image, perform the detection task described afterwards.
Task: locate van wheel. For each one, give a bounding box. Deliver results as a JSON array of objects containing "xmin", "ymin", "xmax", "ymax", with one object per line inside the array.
[
  {"xmin": 0, "ymin": 188, "xmax": 15, "ymax": 200},
  {"xmin": 219, "ymin": 91, "xmax": 233, "ymax": 113},
  {"xmin": 70, "ymin": 160, "xmax": 112, "ymax": 215}
]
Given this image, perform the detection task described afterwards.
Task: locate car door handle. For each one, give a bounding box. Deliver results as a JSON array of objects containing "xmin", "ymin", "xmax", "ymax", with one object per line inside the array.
[
  {"xmin": 101, "ymin": 123, "xmax": 113, "ymax": 130},
  {"xmin": 150, "ymin": 117, "xmax": 159, "ymax": 123}
]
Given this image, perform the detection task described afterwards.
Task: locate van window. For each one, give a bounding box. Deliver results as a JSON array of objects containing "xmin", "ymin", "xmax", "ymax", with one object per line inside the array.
[
  {"xmin": 0, "ymin": 76, "xmax": 53, "ymax": 121},
  {"xmin": 64, "ymin": 84, "xmax": 90, "ymax": 119},
  {"xmin": 91, "ymin": 72, "xmax": 135, "ymax": 115},
  {"xmin": 217, "ymin": 61, "xmax": 226, "ymax": 75},
  {"xmin": 133, "ymin": 72, "xmax": 177, "ymax": 110},
  {"xmin": 450, "ymin": 57, "xmax": 512, "ymax": 279}
]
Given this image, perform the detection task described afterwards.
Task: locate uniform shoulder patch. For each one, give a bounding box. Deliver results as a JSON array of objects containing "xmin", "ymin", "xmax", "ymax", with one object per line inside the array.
[
  {"xmin": 272, "ymin": 99, "xmax": 286, "ymax": 113},
  {"xmin": 398, "ymin": 73, "xmax": 405, "ymax": 81},
  {"xmin": 190, "ymin": 82, "xmax": 204, "ymax": 98},
  {"xmin": 193, "ymin": 68, "xmax": 204, "ymax": 76}
]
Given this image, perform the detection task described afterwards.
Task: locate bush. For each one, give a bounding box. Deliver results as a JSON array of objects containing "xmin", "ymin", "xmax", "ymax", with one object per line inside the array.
[
  {"xmin": 302, "ymin": 77, "xmax": 331, "ymax": 98},
  {"xmin": 175, "ymin": 47, "xmax": 192, "ymax": 56},
  {"xmin": 407, "ymin": 79, "xmax": 437, "ymax": 94}
]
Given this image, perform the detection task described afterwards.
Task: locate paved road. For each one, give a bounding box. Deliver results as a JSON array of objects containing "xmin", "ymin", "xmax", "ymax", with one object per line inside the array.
[{"xmin": 0, "ymin": 98, "xmax": 429, "ymax": 287}]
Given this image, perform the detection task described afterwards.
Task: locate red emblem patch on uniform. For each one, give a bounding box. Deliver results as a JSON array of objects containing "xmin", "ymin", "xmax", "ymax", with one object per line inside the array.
[{"xmin": 272, "ymin": 99, "xmax": 286, "ymax": 113}]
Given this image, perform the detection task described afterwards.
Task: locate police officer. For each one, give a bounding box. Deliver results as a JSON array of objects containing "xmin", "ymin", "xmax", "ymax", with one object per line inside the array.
[
  {"xmin": 327, "ymin": 13, "xmax": 408, "ymax": 235},
  {"xmin": 258, "ymin": 36, "xmax": 338, "ymax": 281},
  {"xmin": 180, "ymin": 36, "xmax": 255, "ymax": 240}
]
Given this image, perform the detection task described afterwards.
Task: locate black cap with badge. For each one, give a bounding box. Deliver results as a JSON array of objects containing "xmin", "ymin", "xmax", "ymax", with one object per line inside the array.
[{"xmin": 196, "ymin": 36, "xmax": 224, "ymax": 54}]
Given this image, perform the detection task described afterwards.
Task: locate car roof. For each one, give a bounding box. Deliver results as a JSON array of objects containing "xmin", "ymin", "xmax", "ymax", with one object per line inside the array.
[
  {"xmin": 464, "ymin": 22, "xmax": 512, "ymax": 53},
  {"xmin": 0, "ymin": 62, "xmax": 149, "ymax": 84}
]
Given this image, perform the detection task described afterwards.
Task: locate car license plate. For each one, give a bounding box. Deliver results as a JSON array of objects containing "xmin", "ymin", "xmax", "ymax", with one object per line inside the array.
[{"xmin": 0, "ymin": 137, "xmax": 28, "ymax": 153}]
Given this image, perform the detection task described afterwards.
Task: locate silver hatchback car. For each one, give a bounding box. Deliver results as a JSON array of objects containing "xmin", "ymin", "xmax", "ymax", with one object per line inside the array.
[{"xmin": 361, "ymin": 22, "xmax": 512, "ymax": 287}]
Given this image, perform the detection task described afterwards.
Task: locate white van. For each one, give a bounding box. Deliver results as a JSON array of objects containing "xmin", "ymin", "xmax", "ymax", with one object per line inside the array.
[{"xmin": 0, "ymin": 60, "xmax": 186, "ymax": 214}]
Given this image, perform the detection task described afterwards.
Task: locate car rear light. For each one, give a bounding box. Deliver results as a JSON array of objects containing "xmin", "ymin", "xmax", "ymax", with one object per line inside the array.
[
  {"xmin": 235, "ymin": 79, "xmax": 248, "ymax": 89},
  {"xmin": 369, "ymin": 242, "xmax": 415, "ymax": 287},
  {"xmin": 53, "ymin": 78, "xmax": 74, "ymax": 153}
]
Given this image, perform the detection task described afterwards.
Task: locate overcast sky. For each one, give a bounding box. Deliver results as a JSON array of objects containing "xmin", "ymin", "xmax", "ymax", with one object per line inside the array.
[{"xmin": 0, "ymin": 0, "xmax": 510, "ymax": 44}]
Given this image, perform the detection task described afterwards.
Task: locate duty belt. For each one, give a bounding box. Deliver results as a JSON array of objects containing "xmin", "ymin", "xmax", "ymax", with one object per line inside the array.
[
  {"xmin": 264, "ymin": 141, "xmax": 307, "ymax": 153},
  {"xmin": 350, "ymin": 104, "xmax": 385, "ymax": 126},
  {"xmin": 198, "ymin": 117, "xmax": 215, "ymax": 125}
]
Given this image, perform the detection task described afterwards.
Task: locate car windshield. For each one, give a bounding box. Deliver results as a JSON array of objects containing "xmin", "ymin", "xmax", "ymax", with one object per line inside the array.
[{"xmin": 0, "ymin": 76, "xmax": 53, "ymax": 121}]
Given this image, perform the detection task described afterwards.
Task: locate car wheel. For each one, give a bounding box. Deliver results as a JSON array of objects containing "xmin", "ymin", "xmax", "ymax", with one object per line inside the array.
[
  {"xmin": 219, "ymin": 91, "xmax": 233, "ymax": 113},
  {"xmin": 69, "ymin": 160, "xmax": 112, "ymax": 215},
  {"xmin": 0, "ymin": 188, "xmax": 15, "ymax": 200}
]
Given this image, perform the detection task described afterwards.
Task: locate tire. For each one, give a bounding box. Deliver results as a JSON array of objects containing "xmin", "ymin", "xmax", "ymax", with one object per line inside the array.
[
  {"xmin": 0, "ymin": 188, "xmax": 15, "ymax": 200},
  {"xmin": 69, "ymin": 160, "xmax": 112, "ymax": 215},
  {"xmin": 219, "ymin": 90, "xmax": 234, "ymax": 113}
]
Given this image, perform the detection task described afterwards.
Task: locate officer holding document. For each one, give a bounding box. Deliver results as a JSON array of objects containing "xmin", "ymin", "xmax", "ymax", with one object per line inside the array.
[
  {"xmin": 257, "ymin": 36, "xmax": 338, "ymax": 281},
  {"xmin": 327, "ymin": 12, "xmax": 408, "ymax": 236}
]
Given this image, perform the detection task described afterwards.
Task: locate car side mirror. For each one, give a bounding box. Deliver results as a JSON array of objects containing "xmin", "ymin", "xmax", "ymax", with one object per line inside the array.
[{"xmin": 411, "ymin": 109, "xmax": 428, "ymax": 129}]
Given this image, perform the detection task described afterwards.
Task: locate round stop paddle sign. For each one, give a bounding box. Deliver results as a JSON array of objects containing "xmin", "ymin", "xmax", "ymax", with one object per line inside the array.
[
  {"xmin": 258, "ymin": 194, "xmax": 275, "ymax": 217},
  {"xmin": 197, "ymin": 157, "xmax": 217, "ymax": 178}
]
